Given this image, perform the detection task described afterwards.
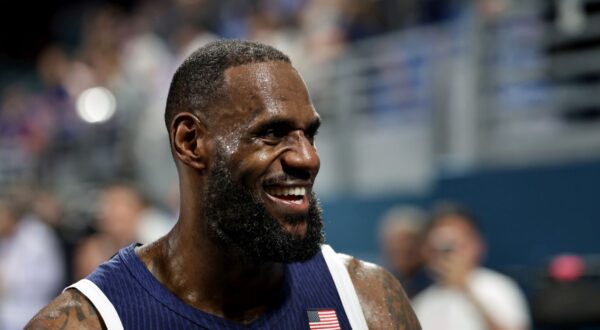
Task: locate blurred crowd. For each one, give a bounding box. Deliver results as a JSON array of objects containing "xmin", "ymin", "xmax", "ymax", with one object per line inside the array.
[
  {"xmin": 0, "ymin": 0, "xmax": 467, "ymax": 192},
  {"xmin": 379, "ymin": 202, "xmax": 531, "ymax": 330},
  {"xmin": 0, "ymin": 181, "xmax": 176, "ymax": 329}
]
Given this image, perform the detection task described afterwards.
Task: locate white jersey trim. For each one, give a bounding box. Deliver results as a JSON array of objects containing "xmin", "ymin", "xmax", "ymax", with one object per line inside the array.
[
  {"xmin": 321, "ymin": 244, "xmax": 369, "ymax": 330},
  {"xmin": 65, "ymin": 279, "xmax": 124, "ymax": 330}
]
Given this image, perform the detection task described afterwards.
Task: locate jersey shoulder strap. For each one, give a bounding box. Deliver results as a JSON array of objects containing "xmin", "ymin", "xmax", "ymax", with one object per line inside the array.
[
  {"xmin": 65, "ymin": 279, "xmax": 124, "ymax": 330},
  {"xmin": 320, "ymin": 244, "xmax": 369, "ymax": 330}
]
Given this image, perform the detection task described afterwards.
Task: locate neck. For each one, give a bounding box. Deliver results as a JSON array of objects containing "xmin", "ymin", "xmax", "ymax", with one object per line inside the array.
[{"xmin": 137, "ymin": 213, "xmax": 286, "ymax": 324}]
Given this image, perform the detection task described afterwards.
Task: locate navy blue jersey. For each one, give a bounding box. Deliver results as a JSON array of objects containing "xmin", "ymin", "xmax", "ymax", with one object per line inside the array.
[{"xmin": 84, "ymin": 244, "xmax": 353, "ymax": 329}]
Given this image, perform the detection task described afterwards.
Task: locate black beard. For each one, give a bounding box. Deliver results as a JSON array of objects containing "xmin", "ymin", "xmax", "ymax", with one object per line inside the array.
[{"xmin": 202, "ymin": 151, "xmax": 324, "ymax": 263}]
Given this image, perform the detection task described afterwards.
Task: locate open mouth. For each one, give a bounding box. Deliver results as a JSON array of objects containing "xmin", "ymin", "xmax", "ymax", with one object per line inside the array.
[
  {"xmin": 264, "ymin": 186, "xmax": 306, "ymax": 205},
  {"xmin": 263, "ymin": 184, "xmax": 311, "ymax": 234}
]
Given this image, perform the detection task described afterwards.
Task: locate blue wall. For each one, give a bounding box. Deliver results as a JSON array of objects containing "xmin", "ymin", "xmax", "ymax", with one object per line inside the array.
[{"xmin": 322, "ymin": 158, "xmax": 600, "ymax": 271}]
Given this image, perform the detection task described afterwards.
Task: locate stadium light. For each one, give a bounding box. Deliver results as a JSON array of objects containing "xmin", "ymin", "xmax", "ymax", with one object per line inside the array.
[{"xmin": 76, "ymin": 87, "xmax": 116, "ymax": 123}]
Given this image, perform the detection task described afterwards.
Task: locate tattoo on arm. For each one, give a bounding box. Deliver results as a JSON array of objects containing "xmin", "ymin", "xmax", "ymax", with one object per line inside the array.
[
  {"xmin": 382, "ymin": 271, "xmax": 422, "ymax": 330},
  {"xmin": 345, "ymin": 254, "xmax": 421, "ymax": 330},
  {"xmin": 25, "ymin": 290, "xmax": 104, "ymax": 330}
]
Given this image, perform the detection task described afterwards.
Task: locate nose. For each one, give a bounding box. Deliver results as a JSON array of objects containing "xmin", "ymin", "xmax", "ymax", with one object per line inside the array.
[{"xmin": 281, "ymin": 131, "xmax": 320, "ymax": 179}]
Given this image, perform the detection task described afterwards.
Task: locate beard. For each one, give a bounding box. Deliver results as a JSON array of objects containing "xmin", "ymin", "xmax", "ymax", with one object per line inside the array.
[{"xmin": 202, "ymin": 150, "xmax": 324, "ymax": 264}]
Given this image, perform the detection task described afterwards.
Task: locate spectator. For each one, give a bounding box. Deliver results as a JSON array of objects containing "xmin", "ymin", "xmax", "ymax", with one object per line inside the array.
[
  {"xmin": 0, "ymin": 188, "xmax": 65, "ymax": 330},
  {"xmin": 413, "ymin": 202, "xmax": 530, "ymax": 330},
  {"xmin": 73, "ymin": 183, "xmax": 174, "ymax": 280},
  {"xmin": 378, "ymin": 205, "xmax": 432, "ymax": 298},
  {"xmin": 31, "ymin": 188, "xmax": 78, "ymax": 286}
]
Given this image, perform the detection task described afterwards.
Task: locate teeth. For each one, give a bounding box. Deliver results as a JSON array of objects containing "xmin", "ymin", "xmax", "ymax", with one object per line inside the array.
[{"xmin": 266, "ymin": 186, "xmax": 306, "ymax": 197}]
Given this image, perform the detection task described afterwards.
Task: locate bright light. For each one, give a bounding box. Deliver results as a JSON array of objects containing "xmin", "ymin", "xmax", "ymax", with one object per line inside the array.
[{"xmin": 76, "ymin": 87, "xmax": 117, "ymax": 123}]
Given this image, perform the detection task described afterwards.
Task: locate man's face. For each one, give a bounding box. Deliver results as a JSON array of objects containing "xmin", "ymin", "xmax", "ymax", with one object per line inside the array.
[
  {"xmin": 203, "ymin": 61, "xmax": 324, "ymax": 262},
  {"xmin": 98, "ymin": 186, "xmax": 143, "ymax": 241},
  {"xmin": 382, "ymin": 227, "xmax": 423, "ymax": 276},
  {"xmin": 424, "ymin": 216, "xmax": 482, "ymax": 271}
]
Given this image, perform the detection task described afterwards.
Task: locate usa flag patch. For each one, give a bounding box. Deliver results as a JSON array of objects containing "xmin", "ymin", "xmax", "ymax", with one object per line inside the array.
[{"xmin": 307, "ymin": 309, "xmax": 341, "ymax": 330}]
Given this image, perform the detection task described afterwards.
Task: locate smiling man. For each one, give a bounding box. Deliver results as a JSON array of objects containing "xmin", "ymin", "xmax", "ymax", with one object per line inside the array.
[{"xmin": 26, "ymin": 40, "xmax": 421, "ymax": 330}]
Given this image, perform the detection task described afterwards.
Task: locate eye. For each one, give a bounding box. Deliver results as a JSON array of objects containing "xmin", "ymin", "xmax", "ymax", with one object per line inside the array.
[
  {"xmin": 260, "ymin": 126, "xmax": 289, "ymax": 143},
  {"xmin": 264, "ymin": 127, "xmax": 287, "ymax": 139}
]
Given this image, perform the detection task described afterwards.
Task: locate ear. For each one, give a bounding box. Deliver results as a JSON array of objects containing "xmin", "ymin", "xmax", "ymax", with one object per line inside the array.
[{"xmin": 170, "ymin": 112, "xmax": 208, "ymax": 171}]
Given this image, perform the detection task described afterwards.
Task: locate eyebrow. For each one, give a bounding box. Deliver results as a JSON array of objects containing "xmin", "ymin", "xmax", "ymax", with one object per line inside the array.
[{"xmin": 252, "ymin": 116, "xmax": 321, "ymax": 134}]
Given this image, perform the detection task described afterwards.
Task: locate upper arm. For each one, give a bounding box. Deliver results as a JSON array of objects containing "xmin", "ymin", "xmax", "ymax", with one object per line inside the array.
[
  {"xmin": 25, "ymin": 289, "xmax": 105, "ymax": 330},
  {"xmin": 341, "ymin": 254, "xmax": 421, "ymax": 330}
]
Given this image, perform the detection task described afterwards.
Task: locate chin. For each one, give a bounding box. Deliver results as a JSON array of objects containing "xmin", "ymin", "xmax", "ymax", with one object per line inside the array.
[{"xmin": 281, "ymin": 221, "xmax": 308, "ymax": 237}]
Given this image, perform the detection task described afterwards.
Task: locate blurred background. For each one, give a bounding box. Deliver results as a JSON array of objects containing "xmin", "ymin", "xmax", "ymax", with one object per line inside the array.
[{"xmin": 1, "ymin": 0, "xmax": 600, "ymax": 329}]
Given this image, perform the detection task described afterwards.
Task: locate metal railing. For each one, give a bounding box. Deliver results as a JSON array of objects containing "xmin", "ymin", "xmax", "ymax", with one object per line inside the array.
[{"xmin": 305, "ymin": 0, "xmax": 600, "ymax": 197}]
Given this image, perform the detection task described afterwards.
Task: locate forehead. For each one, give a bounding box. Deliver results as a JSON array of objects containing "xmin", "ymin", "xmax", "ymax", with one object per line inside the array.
[
  {"xmin": 429, "ymin": 216, "xmax": 477, "ymax": 240},
  {"xmin": 101, "ymin": 187, "xmax": 140, "ymax": 203},
  {"xmin": 217, "ymin": 61, "xmax": 317, "ymax": 127}
]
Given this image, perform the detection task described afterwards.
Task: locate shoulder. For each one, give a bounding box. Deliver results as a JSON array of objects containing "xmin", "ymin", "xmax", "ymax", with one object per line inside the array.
[
  {"xmin": 17, "ymin": 216, "xmax": 59, "ymax": 247},
  {"xmin": 338, "ymin": 253, "xmax": 422, "ymax": 330},
  {"xmin": 471, "ymin": 267, "xmax": 524, "ymax": 296},
  {"xmin": 474, "ymin": 267, "xmax": 514, "ymax": 283},
  {"xmin": 471, "ymin": 267, "xmax": 530, "ymax": 309},
  {"xmin": 25, "ymin": 289, "xmax": 105, "ymax": 330}
]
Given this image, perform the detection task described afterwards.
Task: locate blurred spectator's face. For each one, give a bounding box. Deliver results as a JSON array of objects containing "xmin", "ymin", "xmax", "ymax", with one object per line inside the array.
[
  {"xmin": 424, "ymin": 216, "xmax": 483, "ymax": 271},
  {"xmin": 37, "ymin": 45, "xmax": 69, "ymax": 86},
  {"xmin": 33, "ymin": 192, "xmax": 63, "ymax": 227},
  {"xmin": 98, "ymin": 187, "xmax": 143, "ymax": 241},
  {"xmin": 73, "ymin": 235, "xmax": 116, "ymax": 280},
  {"xmin": 0, "ymin": 204, "xmax": 17, "ymax": 238},
  {"xmin": 382, "ymin": 225, "xmax": 423, "ymax": 276}
]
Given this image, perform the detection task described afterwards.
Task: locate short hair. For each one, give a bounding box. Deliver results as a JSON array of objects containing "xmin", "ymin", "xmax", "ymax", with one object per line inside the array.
[
  {"xmin": 164, "ymin": 40, "xmax": 291, "ymax": 130},
  {"xmin": 378, "ymin": 206, "xmax": 427, "ymax": 239},
  {"xmin": 427, "ymin": 201, "xmax": 481, "ymax": 234}
]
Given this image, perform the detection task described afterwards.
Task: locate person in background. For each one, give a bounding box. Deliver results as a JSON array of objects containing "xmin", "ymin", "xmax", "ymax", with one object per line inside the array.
[
  {"xmin": 73, "ymin": 182, "xmax": 174, "ymax": 280},
  {"xmin": 0, "ymin": 187, "xmax": 65, "ymax": 330},
  {"xmin": 379, "ymin": 205, "xmax": 432, "ymax": 298},
  {"xmin": 31, "ymin": 188, "xmax": 74, "ymax": 286},
  {"xmin": 413, "ymin": 202, "xmax": 530, "ymax": 330}
]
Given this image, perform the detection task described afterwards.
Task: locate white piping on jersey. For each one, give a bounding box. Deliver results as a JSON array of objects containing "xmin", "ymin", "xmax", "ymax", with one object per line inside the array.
[
  {"xmin": 321, "ymin": 244, "xmax": 369, "ymax": 330},
  {"xmin": 65, "ymin": 279, "xmax": 124, "ymax": 330}
]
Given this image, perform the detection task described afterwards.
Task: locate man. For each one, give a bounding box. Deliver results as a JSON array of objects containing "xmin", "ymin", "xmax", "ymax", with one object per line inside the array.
[
  {"xmin": 379, "ymin": 206, "xmax": 431, "ymax": 299},
  {"xmin": 412, "ymin": 203, "xmax": 530, "ymax": 330},
  {"xmin": 27, "ymin": 40, "xmax": 420, "ymax": 329},
  {"xmin": 73, "ymin": 183, "xmax": 174, "ymax": 280},
  {"xmin": 0, "ymin": 191, "xmax": 65, "ymax": 330}
]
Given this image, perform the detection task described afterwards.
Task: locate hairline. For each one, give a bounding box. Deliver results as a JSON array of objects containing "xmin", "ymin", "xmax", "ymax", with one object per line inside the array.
[{"xmin": 164, "ymin": 40, "xmax": 292, "ymax": 133}]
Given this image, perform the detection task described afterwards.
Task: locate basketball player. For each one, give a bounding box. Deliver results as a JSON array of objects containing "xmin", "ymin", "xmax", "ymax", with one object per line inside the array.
[{"xmin": 26, "ymin": 40, "xmax": 421, "ymax": 329}]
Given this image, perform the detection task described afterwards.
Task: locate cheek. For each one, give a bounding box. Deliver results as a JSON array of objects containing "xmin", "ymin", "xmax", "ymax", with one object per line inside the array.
[
  {"xmin": 216, "ymin": 137, "xmax": 241, "ymax": 158},
  {"xmin": 253, "ymin": 149, "xmax": 275, "ymax": 164},
  {"xmin": 234, "ymin": 148, "xmax": 279, "ymax": 183}
]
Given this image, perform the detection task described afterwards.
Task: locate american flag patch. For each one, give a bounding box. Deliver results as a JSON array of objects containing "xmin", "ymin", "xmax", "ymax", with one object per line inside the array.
[{"xmin": 307, "ymin": 309, "xmax": 341, "ymax": 330}]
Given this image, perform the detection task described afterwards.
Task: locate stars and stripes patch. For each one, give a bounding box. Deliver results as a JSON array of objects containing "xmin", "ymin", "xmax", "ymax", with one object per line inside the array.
[{"xmin": 307, "ymin": 309, "xmax": 341, "ymax": 330}]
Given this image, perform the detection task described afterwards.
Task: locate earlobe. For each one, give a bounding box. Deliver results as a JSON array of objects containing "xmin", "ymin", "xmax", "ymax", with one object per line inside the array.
[{"xmin": 171, "ymin": 113, "xmax": 208, "ymax": 171}]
